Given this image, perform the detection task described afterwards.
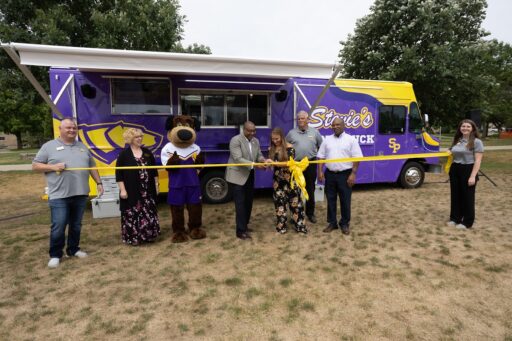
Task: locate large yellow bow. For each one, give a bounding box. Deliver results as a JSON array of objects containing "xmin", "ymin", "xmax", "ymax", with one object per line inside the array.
[{"xmin": 287, "ymin": 156, "xmax": 309, "ymax": 201}]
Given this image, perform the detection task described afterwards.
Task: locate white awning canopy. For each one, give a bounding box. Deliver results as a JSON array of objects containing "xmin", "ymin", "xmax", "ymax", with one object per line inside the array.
[{"xmin": 3, "ymin": 42, "xmax": 334, "ymax": 79}]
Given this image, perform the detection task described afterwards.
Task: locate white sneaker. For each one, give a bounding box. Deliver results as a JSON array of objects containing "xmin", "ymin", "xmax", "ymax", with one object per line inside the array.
[
  {"xmin": 455, "ymin": 224, "xmax": 467, "ymax": 230},
  {"xmin": 446, "ymin": 221, "xmax": 456, "ymax": 227},
  {"xmin": 73, "ymin": 250, "xmax": 88, "ymax": 258},
  {"xmin": 48, "ymin": 258, "xmax": 60, "ymax": 268}
]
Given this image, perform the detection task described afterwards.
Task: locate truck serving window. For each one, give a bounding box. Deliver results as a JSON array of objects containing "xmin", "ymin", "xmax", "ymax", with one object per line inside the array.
[
  {"xmin": 409, "ymin": 102, "xmax": 423, "ymax": 133},
  {"xmin": 378, "ymin": 105, "xmax": 406, "ymax": 134},
  {"xmin": 180, "ymin": 91, "xmax": 269, "ymax": 127},
  {"xmin": 111, "ymin": 78, "xmax": 171, "ymax": 115}
]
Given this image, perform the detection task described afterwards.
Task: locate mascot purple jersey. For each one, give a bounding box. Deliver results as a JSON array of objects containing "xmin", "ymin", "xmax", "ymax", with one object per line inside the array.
[
  {"xmin": 161, "ymin": 143, "xmax": 201, "ymax": 188},
  {"xmin": 161, "ymin": 143, "xmax": 202, "ymax": 206}
]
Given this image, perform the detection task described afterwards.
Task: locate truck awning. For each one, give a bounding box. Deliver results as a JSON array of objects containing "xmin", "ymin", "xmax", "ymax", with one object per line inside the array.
[{"xmin": 3, "ymin": 42, "xmax": 334, "ymax": 79}]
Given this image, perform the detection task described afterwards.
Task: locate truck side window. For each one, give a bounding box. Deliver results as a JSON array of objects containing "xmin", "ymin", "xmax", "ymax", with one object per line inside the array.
[
  {"xmin": 181, "ymin": 95, "xmax": 201, "ymax": 121},
  {"xmin": 179, "ymin": 91, "xmax": 270, "ymax": 127},
  {"xmin": 227, "ymin": 95, "xmax": 247, "ymax": 125},
  {"xmin": 378, "ymin": 105, "xmax": 406, "ymax": 134},
  {"xmin": 249, "ymin": 94, "xmax": 268, "ymax": 126},
  {"xmin": 111, "ymin": 79, "xmax": 171, "ymax": 114},
  {"xmin": 204, "ymin": 95, "xmax": 225, "ymax": 126},
  {"xmin": 409, "ymin": 102, "xmax": 422, "ymax": 133}
]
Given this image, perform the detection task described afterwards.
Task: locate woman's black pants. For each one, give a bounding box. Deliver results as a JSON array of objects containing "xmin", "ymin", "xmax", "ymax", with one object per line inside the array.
[{"xmin": 449, "ymin": 163, "xmax": 478, "ymax": 228}]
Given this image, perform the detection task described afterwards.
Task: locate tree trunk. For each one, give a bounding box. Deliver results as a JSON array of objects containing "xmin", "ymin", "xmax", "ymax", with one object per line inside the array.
[{"xmin": 15, "ymin": 132, "xmax": 23, "ymax": 150}]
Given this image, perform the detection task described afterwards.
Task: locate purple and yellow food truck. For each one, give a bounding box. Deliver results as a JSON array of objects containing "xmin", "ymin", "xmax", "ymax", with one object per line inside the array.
[{"xmin": 3, "ymin": 43, "xmax": 441, "ymax": 204}]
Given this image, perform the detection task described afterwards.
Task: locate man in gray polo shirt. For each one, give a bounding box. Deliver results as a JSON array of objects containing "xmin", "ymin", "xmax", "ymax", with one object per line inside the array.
[
  {"xmin": 33, "ymin": 118, "xmax": 103, "ymax": 268},
  {"xmin": 286, "ymin": 110, "xmax": 323, "ymax": 223}
]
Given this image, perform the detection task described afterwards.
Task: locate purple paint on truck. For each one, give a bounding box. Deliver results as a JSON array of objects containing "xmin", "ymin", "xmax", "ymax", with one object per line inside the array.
[{"xmin": 49, "ymin": 69, "xmax": 440, "ymax": 203}]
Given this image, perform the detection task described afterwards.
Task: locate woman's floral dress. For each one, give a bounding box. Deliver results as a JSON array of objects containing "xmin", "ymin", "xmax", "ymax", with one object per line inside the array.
[
  {"xmin": 121, "ymin": 156, "xmax": 160, "ymax": 245},
  {"xmin": 272, "ymin": 147, "xmax": 307, "ymax": 234}
]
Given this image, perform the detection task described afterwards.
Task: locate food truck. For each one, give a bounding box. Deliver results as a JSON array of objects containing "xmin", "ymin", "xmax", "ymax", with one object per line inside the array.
[{"xmin": 3, "ymin": 43, "xmax": 441, "ymax": 204}]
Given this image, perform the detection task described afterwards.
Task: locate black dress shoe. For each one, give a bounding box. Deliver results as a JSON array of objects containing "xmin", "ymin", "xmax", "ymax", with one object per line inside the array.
[
  {"xmin": 341, "ymin": 225, "xmax": 350, "ymax": 235},
  {"xmin": 236, "ymin": 233, "xmax": 252, "ymax": 240},
  {"xmin": 323, "ymin": 224, "xmax": 337, "ymax": 233},
  {"xmin": 307, "ymin": 215, "xmax": 317, "ymax": 223}
]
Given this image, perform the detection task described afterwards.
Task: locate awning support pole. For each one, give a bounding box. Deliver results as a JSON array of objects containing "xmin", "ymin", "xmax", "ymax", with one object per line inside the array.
[
  {"xmin": 2, "ymin": 44, "xmax": 64, "ymax": 119},
  {"xmin": 308, "ymin": 63, "xmax": 343, "ymax": 115},
  {"xmin": 293, "ymin": 82, "xmax": 312, "ymax": 109}
]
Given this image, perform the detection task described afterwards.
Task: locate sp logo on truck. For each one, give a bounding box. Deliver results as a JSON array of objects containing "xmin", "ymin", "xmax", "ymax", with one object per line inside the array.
[{"xmin": 388, "ymin": 138, "xmax": 401, "ymax": 153}]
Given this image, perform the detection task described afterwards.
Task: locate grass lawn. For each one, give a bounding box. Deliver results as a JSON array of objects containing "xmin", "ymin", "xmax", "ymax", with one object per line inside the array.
[
  {"xmin": 0, "ymin": 150, "xmax": 511, "ymax": 340},
  {"xmin": 0, "ymin": 149, "xmax": 40, "ymax": 165},
  {"xmin": 438, "ymin": 134, "xmax": 512, "ymax": 148}
]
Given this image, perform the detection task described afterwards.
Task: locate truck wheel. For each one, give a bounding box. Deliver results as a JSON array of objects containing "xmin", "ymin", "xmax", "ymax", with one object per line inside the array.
[
  {"xmin": 399, "ymin": 161, "xmax": 425, "ymax": 189},
  {"xmin": 201, "ymin": 170, "xmax": 232, "ymax": 204}
]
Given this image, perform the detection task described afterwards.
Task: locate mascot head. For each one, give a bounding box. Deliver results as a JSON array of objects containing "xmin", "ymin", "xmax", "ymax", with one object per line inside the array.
[{"xmin": 165, "ymin": 115, "xmax": 201, "ymax": 148}]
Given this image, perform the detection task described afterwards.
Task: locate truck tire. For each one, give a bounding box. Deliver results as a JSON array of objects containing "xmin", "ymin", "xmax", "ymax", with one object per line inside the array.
[
  {"xmin": 201, "ymin": 170, "xmax": 232, "ymax": 204},
  {"xmin": 399, "ymin": 161, "xmax": 425, "ymax": 189}
]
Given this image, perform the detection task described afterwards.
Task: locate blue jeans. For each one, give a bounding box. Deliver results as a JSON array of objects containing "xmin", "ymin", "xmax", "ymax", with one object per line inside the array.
[
  {"xmin": 325, "ymin": 169, "xmax": 352, "ymax": 228},
  {"xmin": 48, "ymin": 195, "xmax": 87, "ymax": 258}
]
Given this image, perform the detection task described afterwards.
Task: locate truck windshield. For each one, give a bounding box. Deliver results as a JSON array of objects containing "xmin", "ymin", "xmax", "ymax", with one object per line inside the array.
[{"xmin": 409, "ymin": 102, "xmax": 423, "ymax": 133}]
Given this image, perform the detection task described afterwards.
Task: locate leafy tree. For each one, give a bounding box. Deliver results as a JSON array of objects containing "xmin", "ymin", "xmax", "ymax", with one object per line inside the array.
[
  {"xmin": 480, "ymin": 40, "xmax": 512, "ymax": 131},
  {"xmin": 0, "ymin": 0, "xmax": 210, "ymax": 148},
  {"xmin": 338, "ymin": 0, "xmax": 492, "ymax": 126}
]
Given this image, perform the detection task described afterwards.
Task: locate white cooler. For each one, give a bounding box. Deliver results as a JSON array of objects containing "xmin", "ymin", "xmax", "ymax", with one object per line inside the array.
[
  {"xmin": 91, "ymin": 176, "xmax": 120, "ymax": 218},
  {"xmin": 315, "ymin": 184, "xmax": 325, "ymax": 202}
]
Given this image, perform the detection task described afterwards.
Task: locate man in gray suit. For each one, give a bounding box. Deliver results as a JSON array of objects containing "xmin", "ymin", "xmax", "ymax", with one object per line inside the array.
[{"xmin": 226, "ymin": 121, "xmax": 272, "ymax": 240}]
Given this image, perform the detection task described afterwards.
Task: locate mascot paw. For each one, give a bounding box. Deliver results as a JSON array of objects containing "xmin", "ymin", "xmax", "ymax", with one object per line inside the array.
[
  {"xmin": 189, "ymin": 227, "xmax": 206, "ymax": 240},
  {"xmin": 171, "ymin": 232, "xmax": 189, "ymax": 243}
]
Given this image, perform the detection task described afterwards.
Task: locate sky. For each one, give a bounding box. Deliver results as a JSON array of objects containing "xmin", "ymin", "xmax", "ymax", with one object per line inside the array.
[{"xmin": 180, "ymin": 0, "xmax": 512, "ymax": 63}]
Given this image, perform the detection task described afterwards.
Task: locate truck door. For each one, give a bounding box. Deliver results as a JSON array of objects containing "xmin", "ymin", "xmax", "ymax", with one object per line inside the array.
[{"xmin": 373, "ymin": 105, "xmax": 408, "ymax": 183}]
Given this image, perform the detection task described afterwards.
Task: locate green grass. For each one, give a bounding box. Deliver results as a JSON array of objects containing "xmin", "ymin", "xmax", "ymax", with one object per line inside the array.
[
  {"xmin": 481, "ymin": 150, "xmax": 512, "ymax": 172},
  {"xmin": 286, "ymin": 298, "xmax": 315, "ymax": 322},
  {"xmin": 224, "ymin": 277, "xmax": 243, "ymax": 286},
  {"xmin": 245, "ymin": 287, "xmax": 262, "ymax": 299},
  {"xmin": 0, "ymin": 149, "xmax": 39, "ymax": 165},
  {"xmin": 438, "ymin": 134, "xmax": 512, "ymax": 148},
  {"xmin": 482, "ymin": 137, "xmax": 512, "ymax": 146},
  {"xmin": 279, "ymin": 278, "xmax": 293, "ymax": 288}
]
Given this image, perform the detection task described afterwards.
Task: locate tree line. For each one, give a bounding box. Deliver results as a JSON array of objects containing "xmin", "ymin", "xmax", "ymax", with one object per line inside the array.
[
  {"xmin": 338, "ymin": 0, "xmax": 512, "ymax": 132},
  {"xmin": 0, "ymin": 0, "xmax": 210, "ymax": 148},
  {"xmin": 1, "ymin": 0, "xmax": 511, "ymax": 148}
]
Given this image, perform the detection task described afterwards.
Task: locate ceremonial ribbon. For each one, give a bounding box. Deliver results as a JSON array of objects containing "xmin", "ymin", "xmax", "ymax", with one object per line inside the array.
[
  {"xmin": 445, "ymin": 152, "xmax": 453, "ymax": 173},
  {"xmin": 62, "ymin": 151, "xmax": 452, "ymax": 172},
  {"xmin": 54, "ymin": 151, "xmax": 453, "ymax": 202},
  {"xmin": 287, "ymin": 157, "xmax": 309, "ymax": 200}
]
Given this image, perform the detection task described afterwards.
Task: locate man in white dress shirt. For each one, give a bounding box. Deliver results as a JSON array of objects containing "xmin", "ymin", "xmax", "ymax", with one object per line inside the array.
[{"xmin": 317, "ymin": 117, "xmax": 363, "ymax": 235}]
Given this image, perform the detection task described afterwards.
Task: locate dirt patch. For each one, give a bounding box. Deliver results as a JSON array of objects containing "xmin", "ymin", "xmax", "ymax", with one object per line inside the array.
[{"xmin": 0, "ymin": 157, "xmax": 511, "ymax": 340}]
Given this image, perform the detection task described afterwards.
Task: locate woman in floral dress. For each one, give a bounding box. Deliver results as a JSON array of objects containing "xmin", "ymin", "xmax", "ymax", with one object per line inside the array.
[
  {"xmin": 269, "ymin": 127, "xmax": 307, "ymax": 234},
  {"xmin": 115, "ymin": 128, "xmax": 160, "ymax": 245}
]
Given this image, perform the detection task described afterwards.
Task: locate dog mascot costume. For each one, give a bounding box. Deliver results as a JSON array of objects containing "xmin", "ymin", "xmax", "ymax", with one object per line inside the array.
[{"xmin": 161, "ymin": 115, "xmax": 206, "ymax": 243}]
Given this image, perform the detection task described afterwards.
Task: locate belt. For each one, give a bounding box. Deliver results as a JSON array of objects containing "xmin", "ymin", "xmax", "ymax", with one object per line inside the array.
[{"xmin": 326, "ymin": 168, "xmax": 352, "ymax": 174}]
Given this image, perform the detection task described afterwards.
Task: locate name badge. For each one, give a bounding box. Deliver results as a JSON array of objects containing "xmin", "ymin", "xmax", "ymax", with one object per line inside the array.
[{"xmin": 56, "ymin": 146, "xmax": 64, "ymax": 151}]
